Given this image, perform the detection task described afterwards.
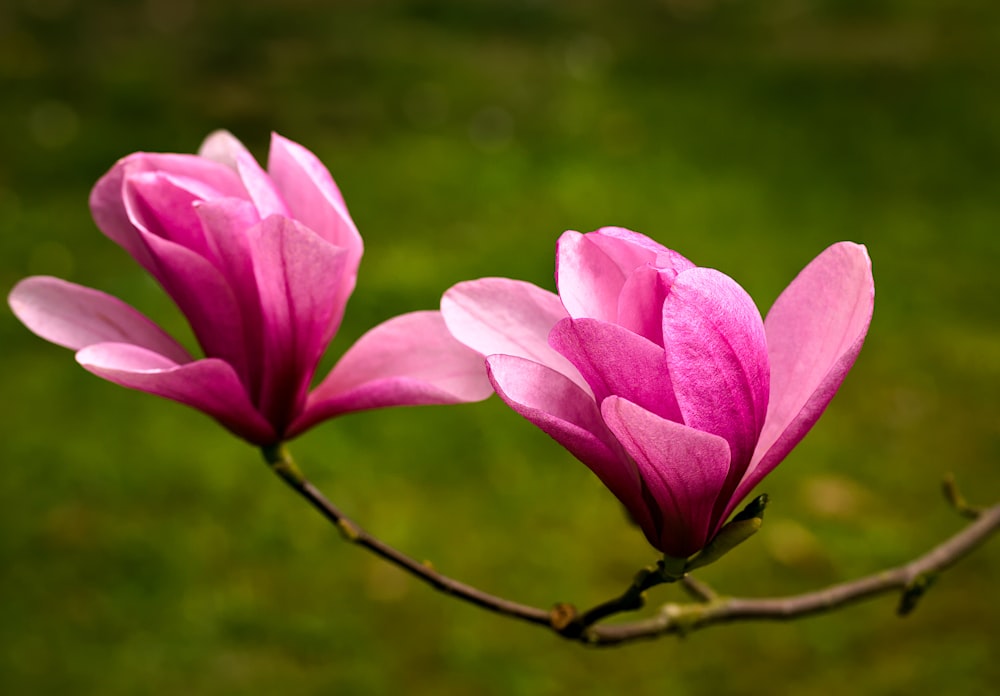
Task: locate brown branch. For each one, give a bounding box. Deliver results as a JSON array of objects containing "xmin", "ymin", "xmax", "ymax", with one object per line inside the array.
[
  {"xmin": 262, "ymin": 445, "xmax": 1000, "ymax": 647},
  {"xmin": 261, "ymin": 445, "xmax": 551, "ymax": 627}
]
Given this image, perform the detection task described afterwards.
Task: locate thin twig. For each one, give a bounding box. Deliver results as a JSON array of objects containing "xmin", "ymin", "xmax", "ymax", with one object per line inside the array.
[
  {"xmin": 262, "ymin": 445, "xmax": 551, "ymax": 627},
  {"xmin": 263, "ymin": 446, "xmax": 1000, "ymax": 647}
]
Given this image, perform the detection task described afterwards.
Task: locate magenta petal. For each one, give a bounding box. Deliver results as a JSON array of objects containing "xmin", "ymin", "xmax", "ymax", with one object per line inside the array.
[
  {"xmin": 549, "ymin": 318, "xmax": 681, "ymax": 423},
  {"xmin": 486, "ymin": 354, "xmax": 651, "ymax": 528},
  {"xmin": 248, "ymin": 215, "xmax": 348, "ymax": 428},
  {"xmin": 131, "ymin": 227, "xmax": 248, "ymax": 376},
  {"xmin": 441, "ymin": 278, "xmax": 587, "ymax": 392},
  {"xmin": 124, "ymin": 172, "xmax": 217, "ymax": 260},
  {"xmin": 732, "ymin": 242, "xmax": 875, "ymax": 508},
  {"xmin": 290, "ymin": 311, "xmax": 494, "ymax": 436},
  {"xmin": 90, "ymin": 153, "xmax": 244, "ymax": 267},
  {"xmin": 662, "ymin": 267, "xmax": 770, "ymax": 476},
  {"xmin": 602, "ymin": 396, "xmax": 732, "ymax": 558},
  {"xmin": 77, "ymin": 343, "xmax": 275, "ymax": 444},
  {"xmin": 9, "ymin": 276, "xmax": 191, "ymax": 362}
]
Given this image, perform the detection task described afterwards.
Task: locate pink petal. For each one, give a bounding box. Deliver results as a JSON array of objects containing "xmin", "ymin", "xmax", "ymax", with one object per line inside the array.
[
  {"xmin": 124, "ymin": 171, "xmax": 219, "ymax": 261},
  {"xmin": 731, "ymin": 242, "xmax": 874, "ymax": 509},
  {"xmin": 90, "ymin": 152, "xmax": 244, "ymax": 268},
  {"xmin": 485, "ymin": 354, "xmax": 651, "ymax": 530},
  {"xmin": 197, "ymin": 130, "xmax": 251, "ymax": 171},
  {"xmin": 614, "ymin": 264, "xmax": 676, "ymax": 346},
  {"xmin": 548, "ymin": 317, "xmax": 682, "ymax": 423},
  {"xmin": 128, "ymin": 224, "xmax": 249, "ymax": 378},
  {"xmin": 441, "ymin": 278, "xmax": 587, "ymax": 392},
  {"xmin": 590, "ymin": 227, "xmax": 695, "ymax": 277},
  {"xmin": 556, "ymin": 228, "xmax": 695, "ymax": 323},
  {"xmin": 248, "ymin": 216, "xmax": 348, "ymax": 429},
  {"xmin": 193, "ymin": 198, "xmax": 267, "ymax": 388},
  {"xmin": 289, "ymin": 310, "xmax": 494, "ymax": 436},
  {"xmin": 266, "ymin": 134, "xmax": 362, "ymax": 274},
  {"xmin": 235, "ymin": 149, "xmax": 291, "ymax": 220},
  {"xmin": 555, "ymin": 231, "xmax": 629, "ymax": 322},
  {"xmin": 77, "ymin": 343, "xmax": 275, "ymax": 444},
  {"xmin": 8, "ymin": 276, "xmax": 191, "ymax": 363},
  {"xmin": 661, "ymin": 267, "xmax": 770, "ymax": 478},
  {"xmin": 602, "ymin": 396, "xmax": 732, "ymax": 558}
]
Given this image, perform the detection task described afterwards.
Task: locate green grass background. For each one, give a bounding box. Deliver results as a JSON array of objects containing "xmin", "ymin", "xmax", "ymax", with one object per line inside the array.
[{"xmin": 1, "ymin": 1, "xmax": 998, "ymax": 694}]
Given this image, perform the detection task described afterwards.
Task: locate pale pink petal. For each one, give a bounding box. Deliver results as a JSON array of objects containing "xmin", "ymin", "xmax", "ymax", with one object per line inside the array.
[
  {"xmin": 248, "ymin": 216, "xmax": 348, "ymax": 429},
  {"xmin": 602, "ymin": 396, "xmax": 732, "ymax": 558},
  {"xmin": 590, "ymin": 227, "xmax": 696, "ymax": 276},
  {"xmin": 236, "ymin": 150, "xmax": 290, "ymax": 220},
  {"xmin": 486, "ymin": 354, "xmax": 652, "ymax": 531},
  {"xmin": 731, "ymin": 242, "xmax": 874, "ymax": 510},
  {"xmin": 77, "ymin": 343, "xmax": 275, "ymax": 444},
  {"xmin": 8, "ymin": 276, "xmax": 191, "ymax": 363},
  {"xmin": 555, "ymin": 231, "xmax": 628, "ymax": 322},
  {"xmin": 589, "ymin": 227, "xmax": 671, "ymax": 262},
  {"xmin": 289, "ymin": 311, "xmax": 494, "ymax": 435},
  {"xmin": 661, "ymin": 267, "xmax": 770, "ymax": 479},
  {"xmin": 197, "ymin": 130, "xmax": 251, "ymax": 171},
  {"xmin": 266, "ymin": 134, "xmax": 362, "ymax": 272},
  {"xmin": 548, "ymin": 318, "xmax": 682, "ymax": 423},
  {"xmin": 441, "ymin": 278, "xmax": 588, "ymax": 392}
]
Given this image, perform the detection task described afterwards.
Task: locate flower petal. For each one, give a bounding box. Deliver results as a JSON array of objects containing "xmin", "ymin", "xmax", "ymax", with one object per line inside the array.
[
  {"xmin": 197, "ymin": 129, "xmax": 249, "ymax": 170},
  {"xmin": 266, "ymin": 134, "xmax": 362, "ymax": 271},
  {"xmin": 486, "ymin": 354, "xmax": 651, "ymax": 530},
  {"xmin": 441, "ymin": 278, "xmax": 587, "ymax": 392},
  {"xmin": 289, "ymin": 311, "xmax": 494, "ymax": 436},
  {"xmin": 90, "ymin": 152, "xmax": 244, "ymax": 268},
  {"xmin": 602, "ymin": 396, "xmax": 732, "ymax": 558},
  {"xmin": 236, "ymin": 149, "xmax": 291, "ymax": 220},
  {"xmin": 548, "ymin": 317, "xmax": 681, "ymax": 423},
  {"xmin": 125, "ymin": 221, "xmax": 249, "ymax": 377},
  {"xmin": 8, "ymin": 276, "xmax": 191, "ymax": 363},
  {"xmin": 248, "ymin": 215, "xmax": 348, "ymax": 430},
  {"xmin": 555, "ymin": 228, "xmax": 694, "ymax": 323},
  {"xmin": 614, "ymin": 264, "xmax": 676, "ymax": 346},
  {"xmin": 732, "ymin": 242, "xmax": 874, "ymax": 508},
  {"xmin": 77, "ymin": 343, "xmax": 275, "ymax": 444},
  {"xmin": 661, "ymin": 267, "xmax": 770, "ymax": 477}
]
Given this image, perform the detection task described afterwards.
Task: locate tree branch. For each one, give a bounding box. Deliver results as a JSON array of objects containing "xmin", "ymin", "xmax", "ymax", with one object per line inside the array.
[
  {"xmin": 262, "ymin": 446, "xmax": 999, "ymax": 647},
  {"xmin": 261, "ymin": 445, "xmax": 552, "ymax": 627}
]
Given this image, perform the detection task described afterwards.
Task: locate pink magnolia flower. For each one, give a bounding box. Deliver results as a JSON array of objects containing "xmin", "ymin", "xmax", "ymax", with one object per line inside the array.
[
  {"xmin": 9, "ymin": 132, "xmax": 492, "ymax": 445},
  {"xmin": 442, "ymin": 228, "xmax": 874, "ymax": 559}
]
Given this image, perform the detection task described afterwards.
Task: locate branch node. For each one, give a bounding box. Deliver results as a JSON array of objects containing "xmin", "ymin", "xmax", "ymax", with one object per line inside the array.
[
  {"xmin": 550, "ymin": 603, "xmax": 579, "ymax": 634},
  {"xmin": 336, "ymin": 518, "xmax": 362, "ymax": 541},
  {"xmin": 897, "ymin": 573, "xmax": 937, "ymax": 617}
]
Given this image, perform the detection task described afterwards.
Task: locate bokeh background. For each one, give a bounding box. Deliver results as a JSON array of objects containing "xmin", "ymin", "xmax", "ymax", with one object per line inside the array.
[{"xmin": 2, "ymin": 1, "xmax": 998, "ymax": 694}]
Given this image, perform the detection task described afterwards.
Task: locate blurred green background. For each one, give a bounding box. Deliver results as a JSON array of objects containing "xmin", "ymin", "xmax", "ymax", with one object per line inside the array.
[{"xmin": 2, "ymin": 0, "xmax": 998, "ymax": 694}]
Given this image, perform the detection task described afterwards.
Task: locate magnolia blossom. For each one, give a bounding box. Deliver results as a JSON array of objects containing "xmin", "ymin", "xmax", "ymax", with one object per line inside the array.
[
  {"xmin": 442, "ymin": 228, "xmax": 874, "ymax": 558},
  {"xmin": 9, "ymin": 132, "xmax": 492, "ymax": 445}
]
